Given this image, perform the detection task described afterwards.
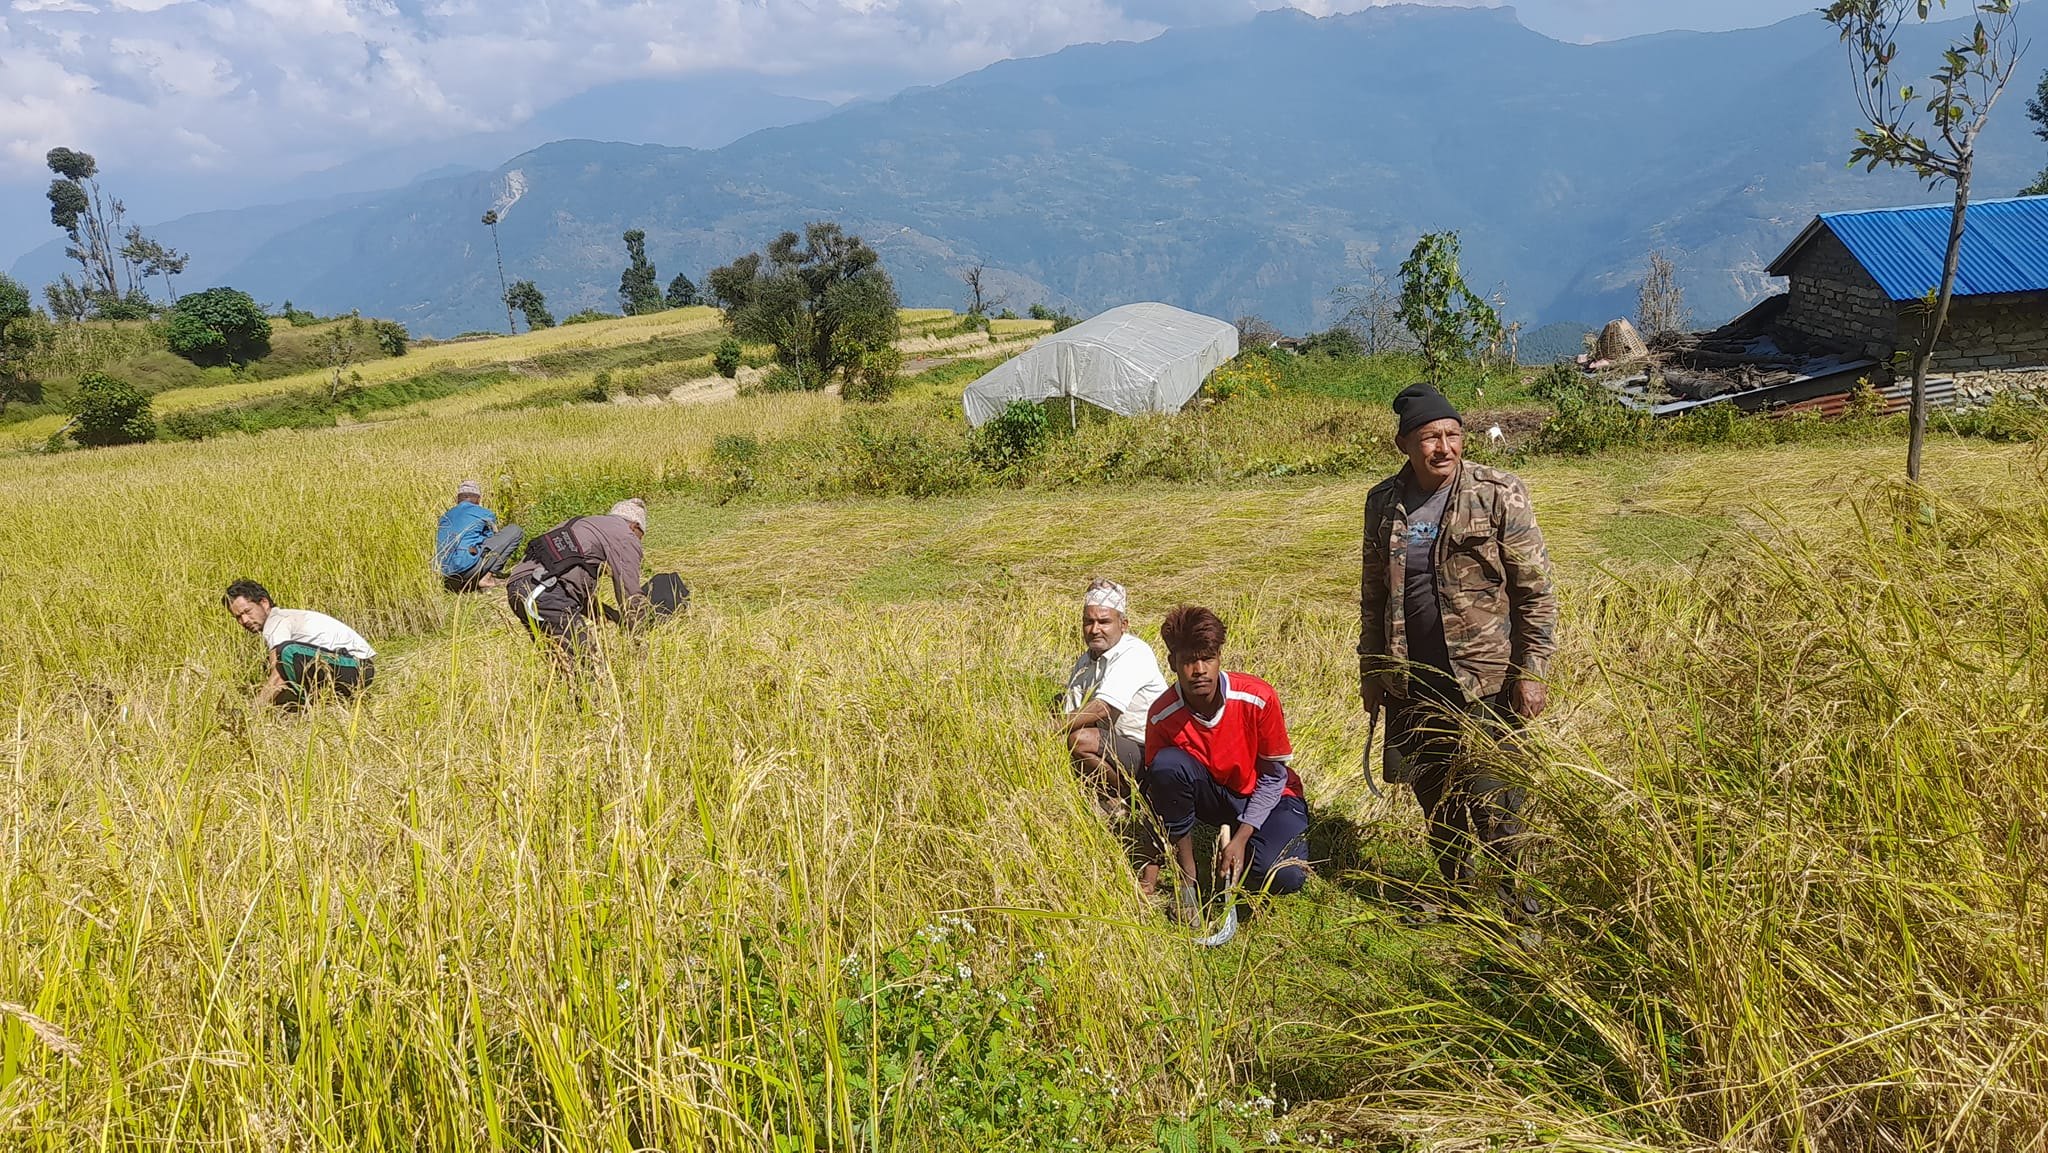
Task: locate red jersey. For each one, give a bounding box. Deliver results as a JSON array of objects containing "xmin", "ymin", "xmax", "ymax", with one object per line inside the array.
[{"xmin": 1144, "ymin": 672, "xmax": 1302, "ymax": 799}]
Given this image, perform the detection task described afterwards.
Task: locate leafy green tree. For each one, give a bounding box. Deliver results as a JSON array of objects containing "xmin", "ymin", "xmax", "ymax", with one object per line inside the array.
[
  {"xmin": 120, "ymin": 227, "xmax": 188, "ymax": 302},
  {"xmin": 166, "ymin": 287, "xmax": 273, "ymax": 365},
  {"xmin": 505, "ymin": 280, "xmax": 555, "ymax": 330},
  {"xmin": 45, "ymin": 148, "xmax": 133, "ymax": 300},
  {"xmin": 2023, "ymin": 70, "xmax": 2048, "ymax": 195},
  {"xmin": 371, "ymin": 320, "xmax": 409, "ymax": 357},
  {"xmin": 482, "ymin": 210, "xmax": 515, "ymax": 334},
  {"xmin": 707, "ymin": 253, "xmax": 761, "ymax": 310},
  {"xmin": 1397, "ymin": 231, "xmax": 1503, "ymax": 388},
  {"xmin": 619, "ymin": 230, "xmax": 664, "ymax": 315},
  {"xmin": 1824, "ymin": 0, "xmax": 2023, "ymax": 480},
  {"xmin": 70, "ymin": 371, "xmax": 155, "ymax": 446},
  {"xmin": 1027, "ymin": 302, "xmax": 1079, "ymax": 332},
  {"xmin": 665, "ymin": 273, "xmax": 699, "ymax": 309},
  {"xmin": 0, "ymin": 274, "xmax": 40, "ymax": 416},
  {"xmin": 709, "ymin": 223, "xmax": 900, "ymax": 390},
  {"xmin": 713, "ymin": 336, "xmax": 743, "ymax": 378}
]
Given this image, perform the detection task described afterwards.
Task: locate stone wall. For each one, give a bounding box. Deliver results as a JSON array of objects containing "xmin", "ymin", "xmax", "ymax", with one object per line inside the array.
[
  {"xmin": 1922, "ymin": 291, "xmax": 2048, "ymax": 373},
  {"xmin": 1779, "ymin": 229, "xmax": 1897, "ymax": 358}
]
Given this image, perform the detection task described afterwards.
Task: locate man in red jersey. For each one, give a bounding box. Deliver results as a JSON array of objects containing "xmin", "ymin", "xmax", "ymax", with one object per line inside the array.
[{"xmin": 1141, "ymin": 604, "xmax": 1311, "ymax": 902}]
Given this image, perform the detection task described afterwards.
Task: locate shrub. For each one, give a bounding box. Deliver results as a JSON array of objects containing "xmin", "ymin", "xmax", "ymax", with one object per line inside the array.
[
  {"xmin": 713, "ymin": 337, "xmax": 743, "ymax": 379},
  {"xmin": 562, "ymin": 310, "xmax": 618, "ymax": 326},
  {"xmin": 844, "ymin": 345, "xmax": 904, "ymax": 403},
  {"xmin": 69, "ymin": 371, "xmax": 156, "ymax": 446},
  {"xmin": 279, "ymin": 300, "xmax": 321, "ymax": 326},
  {"xmin": 971, "ymin": 399, "xmax": 1054, "ymax": 472},
  {"xmin": 588, "ymin": 370, "xmax": 614, "ymax": 402},
  {"xmin": 370, "ymin": 319, "xmax": 408, "ymax": 358},
  {"xmin": 838, "ymin": 407, "xmax": 979, "ymax": 497},
  {"xmin": 1027, "ymin": 303, "xmax": 1079, "ymax": 332},
  {"xmin": 760, "ymin": 364, "xmax": 823, "ymax": 393},
  {"xmin": 1206, "ymin": 358, "xmax": 1280, "ymax": 403},
  {"xmin": 166, "ymin": 287, "xmax": 271, "ymax": 365}
]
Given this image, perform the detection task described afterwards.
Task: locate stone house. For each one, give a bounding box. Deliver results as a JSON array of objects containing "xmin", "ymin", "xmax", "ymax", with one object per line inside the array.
[{"xmin": 1765, "ymin": 196, "xmax": 2048, "ymax": 374}]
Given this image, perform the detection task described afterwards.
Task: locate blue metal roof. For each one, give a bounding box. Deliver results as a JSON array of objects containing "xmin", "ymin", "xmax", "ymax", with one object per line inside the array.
[{"xmin": 1767, "ymin": 196, "xmax": 2048, "ymax": 301}]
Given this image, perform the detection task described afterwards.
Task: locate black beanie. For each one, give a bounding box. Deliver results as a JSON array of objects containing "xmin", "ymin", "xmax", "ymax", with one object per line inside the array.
[{"xmin": 1393, "ymin": 383, "xmax": 1462, "ymax": 438}]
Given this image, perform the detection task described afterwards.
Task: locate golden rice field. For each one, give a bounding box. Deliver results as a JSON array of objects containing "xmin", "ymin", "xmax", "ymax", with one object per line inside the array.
[{"xmin": 3, "ymin": 388, "xmax": 2045, "ymax": 1150}]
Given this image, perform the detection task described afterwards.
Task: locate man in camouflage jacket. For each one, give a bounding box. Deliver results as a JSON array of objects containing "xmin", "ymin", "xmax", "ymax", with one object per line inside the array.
[{"xmin": 1359, "ymin": 383, "xmax": 1558, "ymax": 915}]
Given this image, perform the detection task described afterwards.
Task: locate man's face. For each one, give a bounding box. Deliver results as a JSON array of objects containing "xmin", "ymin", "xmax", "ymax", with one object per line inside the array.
[
  {"xmin": 1081, "ymin": 604, "xmax": 1126, "ymax": 656},
  {"xmin": 1397, "ymin": 418, "xmax": 1465, "ymax": 486},
  {"xmin": 1171, "ymin": 649, "xmax": 1222, "ymax": 707},
  {"xmin": 227, "ymin": 596, "xmax": 270, "ymax": 634}
]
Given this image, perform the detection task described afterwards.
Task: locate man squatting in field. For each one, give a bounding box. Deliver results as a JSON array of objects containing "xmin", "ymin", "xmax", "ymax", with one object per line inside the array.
[
  {"xmin": 1058, "ymin": 579, "xmax": 1169, "ymax": 863},
  {"xmin": 1141, "ymin": 605, "xmax": 1311, "ymax": 908},
  {"xmin": 1358, "ymin": 383, "xmax": 1558, "ymax": 918},
  {"xmin": 434, "ymin": 479, "xmax": 525, "ymax": 592},
  {"xmin": 222, "ymin": 579, "xmax": 377, "ymax": 708},
  {"xmin": 505, "ymin": 497, "xmax": 652, "ymax": 657}
]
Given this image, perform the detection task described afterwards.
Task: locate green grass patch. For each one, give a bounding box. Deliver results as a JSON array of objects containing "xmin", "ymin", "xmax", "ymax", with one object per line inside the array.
[
  {"xmin": 160, "ymin": 365, "xmax": 517, "ymax": 440},
  {"xmin": 1592, "ymin": 509, "xmax": 1735, "ymax": 565}
]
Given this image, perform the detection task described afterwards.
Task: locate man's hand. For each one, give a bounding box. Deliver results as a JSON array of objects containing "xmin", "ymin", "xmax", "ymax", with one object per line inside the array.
[
  {"xmin": 1359, "ymin": 678, "xmax": 1384, "ymax": 718},
  {"xmin": 1512, "ymin": 679, "xmax": 1548, "ymax": 721},
  {"xmin": 1219, "ymin": 826, "xmax": 1253, "ymax": 885}
]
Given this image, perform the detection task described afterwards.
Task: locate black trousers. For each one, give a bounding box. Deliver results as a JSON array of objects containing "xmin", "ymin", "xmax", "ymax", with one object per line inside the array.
[
  {"xmin": 1387, "ymin": 667, "xmax": 1528, "ymax": 897},
  {"xmin": 507, "ymin": 575, "xmax": 593, "ymax": 656}
]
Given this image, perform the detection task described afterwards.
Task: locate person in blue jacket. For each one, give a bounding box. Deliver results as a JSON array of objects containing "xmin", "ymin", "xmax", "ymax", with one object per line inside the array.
[{"xmin": 435, "ymin": 479, "xmax": 524, "ymax": 592}]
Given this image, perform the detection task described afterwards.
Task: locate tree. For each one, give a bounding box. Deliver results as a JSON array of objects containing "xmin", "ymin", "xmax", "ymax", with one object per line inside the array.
[
  {"xmin": 1636, "ymin": 251, "xmax": 1690, "ymax": 337},
  {"xmin": 70, "ymin": 372, "xmax": 155, "ymax": 447},
  {"xmin": 0, "ymin": 274, "xmax": 40, "ymax": 416},
  {"xmin": 1028, "ymin": 302, "xmax": 1079, "ymax": 332},
  {"xmin": 2023, "ymin": 70, "xmax": 2048, "ymax": 195},
  {"xmin": 45, "ymin": 148, "xmax": 133, "ymax": 302},
  {"xmin": 708, "ymin": 254, "xmax": 760, "ymax": 311},
  {"xmin": 120, "ymin": 227, "xmax": 188, "ymax": 303},
  {"xmin": 1236, "ymin": 315, "xmax": 1283, "ymax": 348},
  {"xmin": 1824, "ymin": 0, "xmax": 2023, "ymax": 481},
  {"xmin": 43, "ymin": 277, "xmax": 92, "ymax": 323},
  {"xmin": 322, "ymin": 313, "xmax": 367, "ymax": 403},
  {"xmin": 481, "ymin": 210, "xmax": 516, "ymax": 334},
  {"xmin": 619, "ymin": 230, "xmax": 664, "ymax": 315},
  {"xmin": 1331, "ymin": 258, "xmax": 1412, "ymax": 356},
  {"xmin": 505, "ymin": 280, "xmax": 555, "ymax": 330},
  {"xmin": 961, "ymin": 262, "xmax": 1005, "ymax": 316},
  {"xmin": 709, "ymin": 222, "xmax": 901, "ymax": 390},
  {"xmin": 665, "ymin": 273, "xmax": 699, "ymax": 309},
  {"xmin": 166, "ymin": 287, "xmax": 273, "ymax": 365},
  {"xmin": 1397, "ymin": 232, "xmax": 1503, "ymax": 388}
]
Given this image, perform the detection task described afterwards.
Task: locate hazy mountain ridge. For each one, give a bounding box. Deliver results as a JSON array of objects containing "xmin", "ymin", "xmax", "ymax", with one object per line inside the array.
[{"xmin": 11, "ymin": 3, "xmax": 2041, "ymax": 336}]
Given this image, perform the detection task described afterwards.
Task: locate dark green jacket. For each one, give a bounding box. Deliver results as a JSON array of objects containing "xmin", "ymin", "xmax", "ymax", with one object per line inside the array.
[{"xmin": 1358, "ymin": 460, "xmax": 1558, "ymax": 701}]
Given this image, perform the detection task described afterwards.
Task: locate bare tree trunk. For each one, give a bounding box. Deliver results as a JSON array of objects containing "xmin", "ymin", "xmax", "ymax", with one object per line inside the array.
[
  {"xmin": 490, "ymin": 223, "xmax": 515, "ymax": 334},
  {"xmin": 1910, "ymin": 167, "xmax": 1972, "ymax": 481}
]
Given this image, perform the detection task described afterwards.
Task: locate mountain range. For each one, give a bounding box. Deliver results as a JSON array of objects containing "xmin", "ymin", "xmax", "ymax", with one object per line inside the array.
[{"xmin": 11, "ymin": 3, "xmax": 2043, "ymax": 337}]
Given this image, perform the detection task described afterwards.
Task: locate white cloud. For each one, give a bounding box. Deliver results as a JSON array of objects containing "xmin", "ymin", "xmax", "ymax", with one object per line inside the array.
[{"xmin": 0, "ymin": 0, "xmax": 1822, "ymax": 193}]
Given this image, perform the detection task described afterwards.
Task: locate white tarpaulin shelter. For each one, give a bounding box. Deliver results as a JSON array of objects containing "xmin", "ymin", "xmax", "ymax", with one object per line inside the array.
[{"xmin": 961, "ymin": 302, "xmax": 1239, "ymax": 427}]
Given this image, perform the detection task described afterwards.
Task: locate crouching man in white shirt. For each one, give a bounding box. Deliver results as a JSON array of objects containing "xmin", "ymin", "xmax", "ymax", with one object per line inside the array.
[
  {"xmin": 222, "ymin": 579, "xmax": 377, "ymax": 708},
  {"xmin": 1059, "ymin": 579, "xmax": 1168, "ymax": 821}
]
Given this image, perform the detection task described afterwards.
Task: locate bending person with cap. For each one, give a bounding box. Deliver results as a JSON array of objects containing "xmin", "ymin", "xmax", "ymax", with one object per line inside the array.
[
  {"xmin": 435, "ymin": 479, "xmax": 525, "ymax": 592},
  {"xmin": 222, "ymin": 579, "xmax": 377, "ymax": 708},
  {"xmin": 1142, "ymin": 604, "xmax": 1311, "ymax": 908},
  {"xmin": 1359, "ymin": 383, "xmax": 1558, "ymax": 922},
  {"xmin": 505, "ymin": 497, "xmax": 652, "ymax": 659}
]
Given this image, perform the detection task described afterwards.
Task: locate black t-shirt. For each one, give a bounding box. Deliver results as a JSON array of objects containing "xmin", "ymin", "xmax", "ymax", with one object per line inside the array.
[{"xmin": 1401, "ymin": 472, "xmax": 1455, "ymax": 676}]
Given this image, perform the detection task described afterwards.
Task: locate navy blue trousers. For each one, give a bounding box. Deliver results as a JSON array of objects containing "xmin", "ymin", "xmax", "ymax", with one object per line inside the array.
[{"xmin": 1143, "ymin": 748, "xmax": 1310, "ymax": 895}]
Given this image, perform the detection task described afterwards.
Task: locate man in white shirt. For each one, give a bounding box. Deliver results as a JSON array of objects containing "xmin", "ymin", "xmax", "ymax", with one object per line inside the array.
[
  {"xmin": 222, "ymin": 579, "xmax": 377, "ymax": 708},
  {"xmin": 1060, "ymin": 579, "xmax": 1168, "ymax": 820}
]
